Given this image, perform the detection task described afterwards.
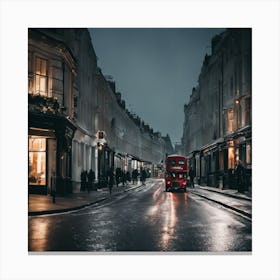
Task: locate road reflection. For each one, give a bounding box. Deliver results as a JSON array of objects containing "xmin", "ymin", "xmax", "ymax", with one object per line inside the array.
[
  {"xmin": 147, "ymin": 186, "xmax": 166, "ymax": 216},
  {"xmin": 29, "ymin": 219, "xmax": 50, "ymax": 251},
  {"xmin": 148, "ymin": 184, "xmax": 189, "ymax": 251},
  {"xmin": 28, "ymin": 180, "xmax": 251, "ymax": 252},
  {"xmin": 161, "ymin": 192, "xmax": 177, "ymax": 249}
]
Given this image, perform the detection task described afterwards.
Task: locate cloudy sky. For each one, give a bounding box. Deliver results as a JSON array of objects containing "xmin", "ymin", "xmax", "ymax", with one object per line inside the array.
[{"xmin": 89, "ymin": 28, "xmax": 225, "ymax": 146}]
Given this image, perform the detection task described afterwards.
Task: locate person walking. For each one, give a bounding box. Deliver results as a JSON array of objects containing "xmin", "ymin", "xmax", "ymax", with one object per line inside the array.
[
  {"xmin": 140, "ymin": 168, "xmax": 147, "ymax": 185},
  {"xmin": 189, "ymin": 166, "xmax": 195, "ymax": 188},
  {"xmin": 108, "ymin": 168, "xmax": 114, "ymax": 196},
  {"xmin": 121, "ymin": 169, "xmax": 127, "ymax": 186},
  {"xmin": 235, "ymin": 159, "xmax": 246, "ymax": 193},
  {"xmin": 87, "ymin": 169, "xmax": 95, "ymax": 192},
  {"xmin": 80, "ymin": 169, "xmax": 87, "ymax": 191},
  {"xmin": 84, "ymin": 170, "xmax": 88, "ymax": 192},
  {"xmin": 115, "ymin": 167, "xmax": 121, "ymax": 187},
  {"xmin": 126, "ymin": 171, "xmax": 131, "ymax": 183},
  {"xmin": 132, "ymin": 169, "xmax": 138, "ymax": 184}
]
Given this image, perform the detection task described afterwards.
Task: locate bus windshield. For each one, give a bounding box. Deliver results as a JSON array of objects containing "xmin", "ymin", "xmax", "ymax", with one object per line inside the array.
[
  {"xmin": 166, "ymin": 155, "xmax": 188, "ymax": 173},
  {"xmin": 166, "ymin": 172, "xmax": 187, "ymax": 178}
]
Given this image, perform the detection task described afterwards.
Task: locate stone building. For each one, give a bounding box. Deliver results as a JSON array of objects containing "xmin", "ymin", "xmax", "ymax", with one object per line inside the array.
[
  {"xmin": 94, "ymin": 71, "xmax": 167, "ymax": 184},
  {"xmin": 162, "ymin": 134, "xmax": 175, "ymax": 156},
  {"xmin": 28, "ymin": 28, "xmax": 168, "ymax": 195},
  {"xmin": 181, "ymin": 28, "xmax": 252, "ymax": 190},
  {"xmin": 28, "ymin": 29, "xmax": 77, "ymax": 194}
]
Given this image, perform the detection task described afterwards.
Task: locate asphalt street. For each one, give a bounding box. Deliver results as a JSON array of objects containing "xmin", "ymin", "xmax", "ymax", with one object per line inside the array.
[{"xmin": 28, "ymin": 179, "xmax": 251, "ymax": 252}]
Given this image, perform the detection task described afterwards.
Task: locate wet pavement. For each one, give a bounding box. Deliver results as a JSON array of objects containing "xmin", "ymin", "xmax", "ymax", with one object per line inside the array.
[
  {"xmin": 28, "ymin": 181, "xmax": 143, "ymax": 215},
  {"xmin": 28, "ymin": 179, "xmax": 252, "ymax": 219},
  {"xmin": 187, "ymin": 185, "xmax": 252, "ymax": 219},
  {"xmin": 28, "ymin": 179, "xmax": 252, "ymax": 252}
]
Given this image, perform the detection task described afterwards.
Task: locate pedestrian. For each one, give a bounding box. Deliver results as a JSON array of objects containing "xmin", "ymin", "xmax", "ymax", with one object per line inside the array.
[
  {"xmin": 51, "ymin": 170, "xmax": 56, "ymax": 203},
  {"xmin": 108, "ymin": 168, "xmax": 114, "ymax": 195},
  {"xmin": 140, "ymin": 168, "xmax": 147, "ymax": 185},
  {"xmin": 87, "ymin": 169, "xmax": 95, "ymax": 192},
  {"xmin": 132, "ymin": 169, "xmax": 138, "ymax": 184},
  {"xmin": 121, "ymin": 169, "xmax": 127, "ymax": 186},
  {"xmin": 84, "ymin": 170, "xmax": 88, "ymax": 192},
  {"xmin": 189, "ymin": 166, "xmax": 195, "ymax": 188},
  {"xmin": 115, "ymin": 167, "xmax": 121, "ymax": 187},
  {"xmin": 80, "ymin": 169, "xmax": 87, "ymax": 191},
  {"xmin": 235, "ymin": 159, "xmax": 246, "ymax": 193},
  {"xmin": 126, "ymin": 171, "xmax": 131, "ymax": 183}
]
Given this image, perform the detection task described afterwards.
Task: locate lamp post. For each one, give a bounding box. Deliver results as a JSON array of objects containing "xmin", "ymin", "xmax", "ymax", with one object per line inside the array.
[
  {"xmin": 235, "ymin": 98, "xmax": 240, "ymax": 130},
  {"xmin": 96, "ymin": 130, "xmax": 106, "ymax": 188}
]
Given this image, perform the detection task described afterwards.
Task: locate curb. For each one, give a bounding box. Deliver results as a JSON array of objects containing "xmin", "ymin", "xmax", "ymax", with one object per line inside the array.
[
  {"xmin": 197, "ymin": 187, "xmax": 252, "ymax": 201},
  {"xmin": 28, "ymin": 197, "xmax": 108, "ymax": 216},
  {"xmin": 28, "ymin": 183, "xmax": 144, "ymax": 217},
  {"xmin": 188, "ymin": 190, "xmax": 252, "ymax": 220}
]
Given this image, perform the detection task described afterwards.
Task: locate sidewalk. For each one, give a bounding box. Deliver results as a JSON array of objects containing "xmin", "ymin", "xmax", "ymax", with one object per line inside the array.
[
  {"xmin": 28, "ymin": 181, "xmax": 143, "ymax": 216},
  {"xmin": 187, "ymin": 184, "xmax": 252, "ymax": 219}
]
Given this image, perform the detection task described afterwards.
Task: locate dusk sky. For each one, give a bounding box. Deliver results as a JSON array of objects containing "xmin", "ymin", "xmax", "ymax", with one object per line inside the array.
[{"xmin": 89, "ymin": 28, "xmax": 225, "ymax": 146}]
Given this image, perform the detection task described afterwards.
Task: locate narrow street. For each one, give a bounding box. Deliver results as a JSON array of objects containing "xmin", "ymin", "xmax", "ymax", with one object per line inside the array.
[{"xmin": 29, "ymin": 179, "xmax": 251, "ymax": 252}]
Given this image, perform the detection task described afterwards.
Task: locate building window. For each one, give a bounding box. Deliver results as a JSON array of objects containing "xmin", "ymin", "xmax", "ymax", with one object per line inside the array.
[
  {"xmin": 35, "ymin": 57, "xmax": 48, "ymax": 96},
  {"xmin": 245, "ymin": 97, "xmax": 251, "ymax": 126},
  {"xmin": 246, "ymin": 143, "xmax": 251, "ymax": 165},
  {"xmin": 29, "ymin": 137, "xmax": 46, "ymax": 185},
  {"xmin": 228, "ymin": 109, "xmax": 234, "ymax": 133},
  {"xmin": 228, "ymin": 141, "xmax": 235, "ymax": 169}
]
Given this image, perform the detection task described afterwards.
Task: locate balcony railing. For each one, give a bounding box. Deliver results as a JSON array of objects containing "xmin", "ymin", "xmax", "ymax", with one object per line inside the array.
[{"xmin": 28, "ymin": 93, "xmax": 63, "ymax": 116}]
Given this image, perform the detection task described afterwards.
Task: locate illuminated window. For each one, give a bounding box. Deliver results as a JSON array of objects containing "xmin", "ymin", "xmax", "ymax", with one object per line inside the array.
[
  {"xmin": 228, "ymin": 109, "xmax": 234, "ymax": 133},
  {"xmin": 228, "ymin": 145, "xmax": 235, "ymax": 169},
  {"xmin": 35, "ymin": 57, "xmax": 48, "ymax": 96},
  {"xmin": 246, "ymin": 143, "xmax": 251, "ymax": 165},
  {"xmin": 28, "ymin": 137, "xmax": 46, "ymax": 185}
]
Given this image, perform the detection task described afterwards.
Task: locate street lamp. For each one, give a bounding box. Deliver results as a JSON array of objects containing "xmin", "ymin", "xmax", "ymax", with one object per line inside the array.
[
  {"xmin": 97, "ymin": 142, "xmax": 103, "ymax": 151},
  {"xmin": 235, "ymin": 98, "xmax": 241, "ymax": 130}
]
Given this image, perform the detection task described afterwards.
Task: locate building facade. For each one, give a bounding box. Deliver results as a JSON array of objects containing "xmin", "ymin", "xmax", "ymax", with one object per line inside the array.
[
  {"xmin": 28, "ymin": 28, "xmax": 169, "ymax": 195},
  {"xmin": 181, "ymin": 28, "xmax": 252, "ymax": 190},
  {"xmin": 28, "ymin": 29, "xmax": 77, "ymax": 194}
]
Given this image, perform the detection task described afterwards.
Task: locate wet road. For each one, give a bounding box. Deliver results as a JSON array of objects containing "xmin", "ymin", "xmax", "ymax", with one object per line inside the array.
[{"xmin": 28, "ymin": 179, "xmax": 252, "ymax": 252}]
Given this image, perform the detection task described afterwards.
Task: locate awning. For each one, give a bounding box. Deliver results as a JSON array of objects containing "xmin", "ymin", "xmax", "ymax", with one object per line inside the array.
[
  {"xmin": 29, "ymin": 128, "xmax": 56, "ymax": 138},
  {"xmin": 224, "ymin": 125, "xmax": 251, "ymax": 140},
  {"xmin": 200, "ymin": 137, "xmax": 224, "ymax": 153}
]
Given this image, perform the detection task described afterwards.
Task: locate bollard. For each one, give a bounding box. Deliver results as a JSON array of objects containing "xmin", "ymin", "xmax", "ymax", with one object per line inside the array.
[
  {"xmin": 52, "ymin": 191, "xmax": 56, "ymax": 203},
  {"xmin": 51, "ymin": 173, "xmax": 56, "ymax": 203}
]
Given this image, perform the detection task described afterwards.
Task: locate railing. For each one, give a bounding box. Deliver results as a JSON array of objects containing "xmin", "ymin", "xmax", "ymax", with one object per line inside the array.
[{"xmin": 28, "ymin": 93, "xmax": 62, "ymax": 116}]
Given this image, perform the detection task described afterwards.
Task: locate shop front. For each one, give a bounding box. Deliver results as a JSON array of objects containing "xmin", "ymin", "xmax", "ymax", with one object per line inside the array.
[
  {"xmin": 28, "ymin": 112, "xmax": 76, "ymax": 195},
  {"xmin": 228, "ymin": 126, "xmax": 252, "ymax": 191}
]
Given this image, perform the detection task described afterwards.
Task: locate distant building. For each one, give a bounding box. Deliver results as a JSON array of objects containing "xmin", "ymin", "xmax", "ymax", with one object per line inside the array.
[
  {"xmin": 181, "ymin": 28, "xmax": 252, "ymax": 190},
  {"xmin": 162, "ymin": 134, "xmax": 174, "ymax": 155}
]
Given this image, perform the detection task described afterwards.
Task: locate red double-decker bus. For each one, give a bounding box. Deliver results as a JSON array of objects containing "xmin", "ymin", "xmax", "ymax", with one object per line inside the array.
[{"xmin": 165, "ymin": 155, "xmax": 188, "ymax": 192}]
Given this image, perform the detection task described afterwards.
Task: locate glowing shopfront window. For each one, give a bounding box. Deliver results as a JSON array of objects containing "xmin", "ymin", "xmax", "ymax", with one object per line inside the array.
[
  {"xmin": 246, "ymin": 143, "xmax": 251, "ymax": 165},
  {"xmin": 228, "ymin": 143, "xmax": 235, "ymax": 169},
  {"xmin": 29, "ymin": 137, "xmax": 46, "ymax": 185}
]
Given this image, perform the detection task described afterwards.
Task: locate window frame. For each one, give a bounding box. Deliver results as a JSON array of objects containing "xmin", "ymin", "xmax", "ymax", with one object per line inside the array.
[{"xmin": 34, "ymin": 56, "xmax": 49, "ymax": 96}]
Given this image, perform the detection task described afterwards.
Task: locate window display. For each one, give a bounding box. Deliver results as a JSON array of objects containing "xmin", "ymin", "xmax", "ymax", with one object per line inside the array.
[{"xmin": 28, "ymin": 137, "xmax": 46, "ymax": 185}]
